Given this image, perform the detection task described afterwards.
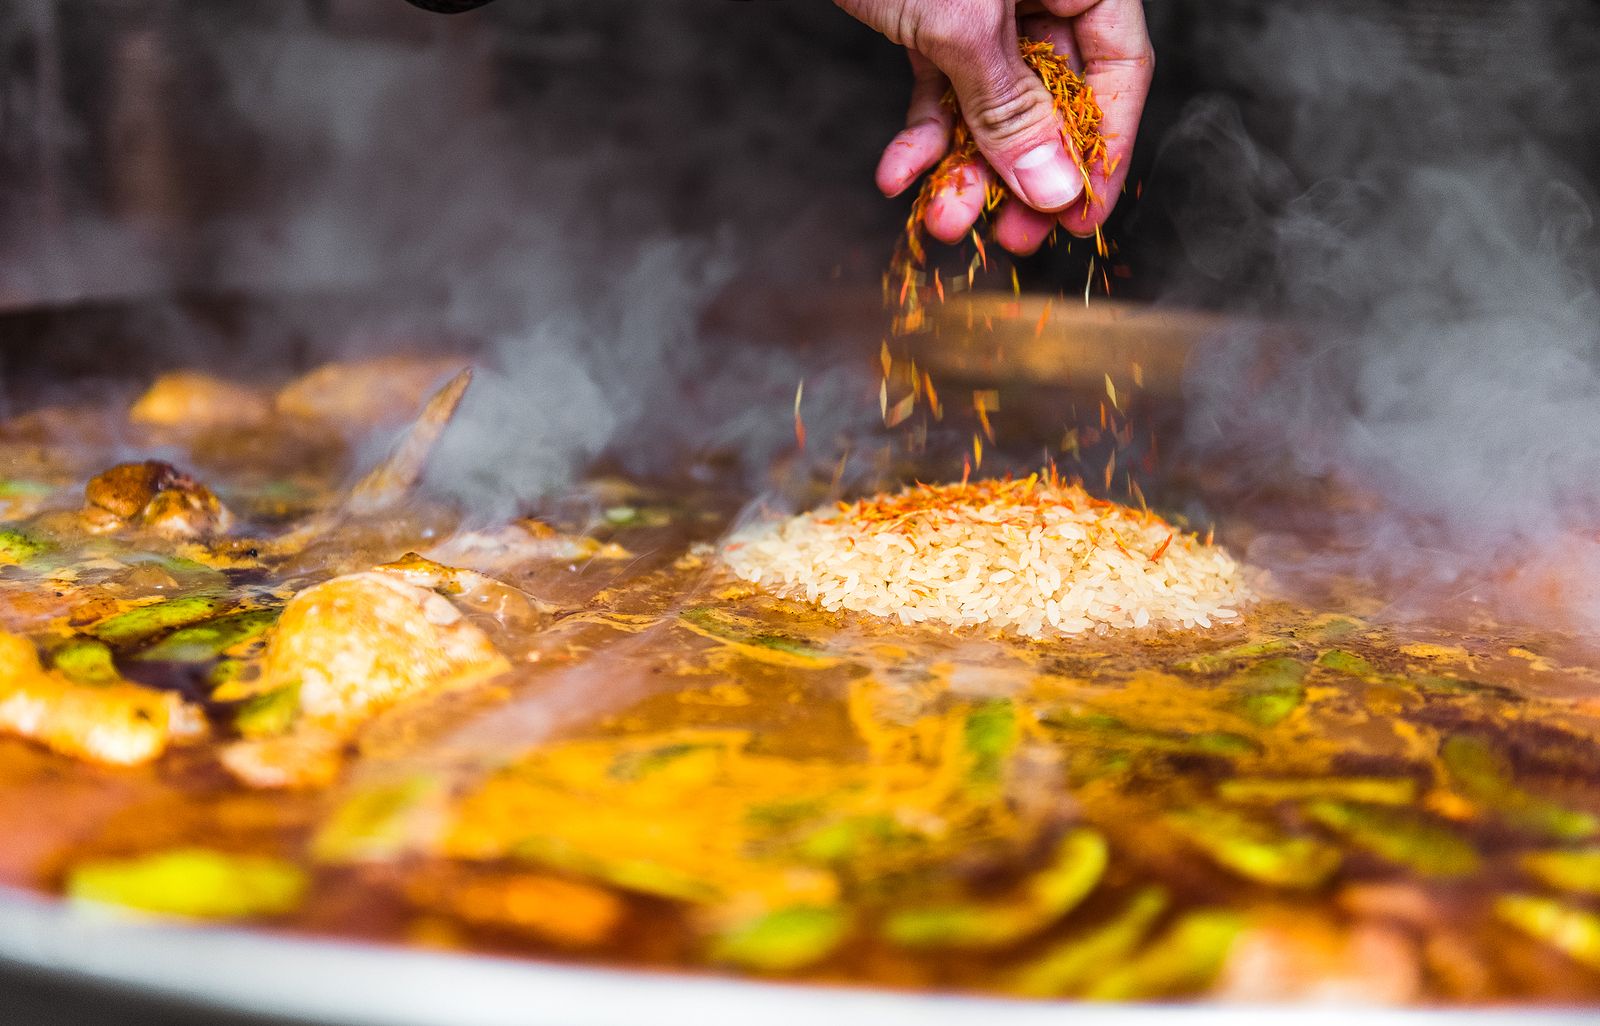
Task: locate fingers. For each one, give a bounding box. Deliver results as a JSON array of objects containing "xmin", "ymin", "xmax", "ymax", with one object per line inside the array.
[
  {"xmin": 994, "ymin": 199, "xmax": 1056, "ymax": 256},
  {"xmin": 924, "ymin": 162, "xmax": 993, "ymax": 244},
  {"xmin": 924, "ymin": 6, "xmax": 1084, "ymax": 213},
  {"xmin": 850, "ymin": 0, "xmax": 1151, "ymax": 250},
  {"xmin": 1054, "ymin": 0, "xmax": 1153, "ymax": 235},
  {"xmin": 875, "ymin": 50, "xmax": 955, "ymax": 198},
  {"xmin": 1018, "ymin": 12, "xmax": 1081, "ymax": 72}
]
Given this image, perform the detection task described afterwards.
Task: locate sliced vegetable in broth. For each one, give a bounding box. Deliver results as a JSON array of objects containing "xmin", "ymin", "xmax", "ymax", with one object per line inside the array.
[
  {"xmin": 1495, "ymin": 894, "xmax": 1600, "ymax": 972},
  {"xmin": 1082, "ymin": 910, "xmax": 1244, "ymax": 1001},
  {"xmin": 883, "ymin": 828, "xmax": 1106, "ymax": 949},
  {"xmin": 1164, "ymin": 808, "xmax": 1342, "ymax": 889},
  {"xmin": 1225, "ymin": 657, "xmax": 1307, "ymax": 727},
  {"xmin": 0, "ymin": 527, "xmax": 50, "ymax": 566},
  {"xmin": 1304, "ymin": 801, "xmax": 1480, "ymax": 878},
  {"xmin": 1442, "ymin": 735, "xmax": 1600, "ymax": 841},
  {"xmin": 87, "ymin": 595, "xmax": 228, "ymax": 647},
  {"xmin": 1521, "ymin": 848, "xmax": 1600, "ymax": 895},
  {"xmin": 709, "ymin": 905, "xmax": 853, "ymax": 972},
  {"xmin": 1008, "ymin": 886, "xmax": 1169, "ymax": 997},
  {"xmin": 133, "ymin": 608, "xmax": 279, "ymax": 663},
  {"xmin": 1217, "ymin": 776, "xmax": 1419, "ymax": 806},
  {"xmin": 48, "ymin": 637, "xmax": 120, "ymax": 685},
  {"xmin": 67, "ymin": 849, "xmax": 307, "ymax": 919}
]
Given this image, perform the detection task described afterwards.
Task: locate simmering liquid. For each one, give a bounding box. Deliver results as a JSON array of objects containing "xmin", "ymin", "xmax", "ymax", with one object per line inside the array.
[{"xmin": 2, "ymin": 376, "xmax": 1600, "ymax": 1005}]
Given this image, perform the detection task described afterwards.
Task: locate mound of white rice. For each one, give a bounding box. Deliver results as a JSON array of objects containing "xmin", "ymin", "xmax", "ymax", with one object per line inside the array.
[{"xmin": 722, "ymin": 476, "xmax": 1250, "ymax": 638}]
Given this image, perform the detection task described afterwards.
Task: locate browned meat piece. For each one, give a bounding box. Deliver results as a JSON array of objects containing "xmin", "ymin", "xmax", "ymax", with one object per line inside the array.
[
  {"xmin": 84, "ymin": 461, "xmax": 179, "ymax": 518},
  {"xmin": 128, "ymin": 372, "xmax": 273, "ymax": 429},
  {"xmin": 83, "ymin": 461, "xmax": 234, "ymax": 539},
  {"xmin": 0, "ymin": 631, "xmax": 204, "ymax": 766}
]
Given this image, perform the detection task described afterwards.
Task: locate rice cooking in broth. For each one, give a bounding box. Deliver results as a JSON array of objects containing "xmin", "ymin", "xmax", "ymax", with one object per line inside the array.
[{"xmin": 724, "ymin": 476, "xmax": 1248, "ymax": 637}]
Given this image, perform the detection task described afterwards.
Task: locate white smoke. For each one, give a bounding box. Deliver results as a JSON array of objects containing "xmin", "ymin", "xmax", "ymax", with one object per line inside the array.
[
  {"xmin": 1167, "ymin": 2, "xmax": 1600, "ymax": 624},
  {"xmin": 1, "ymin": 0, "xmax": 901, "ymax": 513}
]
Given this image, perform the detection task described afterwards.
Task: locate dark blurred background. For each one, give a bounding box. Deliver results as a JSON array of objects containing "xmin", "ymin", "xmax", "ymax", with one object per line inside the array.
[{"xmin": 5, "ymin": 0, "xmax": 1590, "ymax": 318}]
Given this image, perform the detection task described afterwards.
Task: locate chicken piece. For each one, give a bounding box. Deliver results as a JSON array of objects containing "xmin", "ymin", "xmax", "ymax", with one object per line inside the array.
[
  {"xmin": 129, "ymin": 372, "xmax": 273, "ymax": 430},
  {"xmin": 268, "ymin": 572, "xmax": 508, "ymax": 729},
  {"xmin": 404, "ymin": 866, "xmax": 625, "ymax": 948},
  {"xmin": 0, "ymin": 631, "xmax": 204, "ymax": 766},
  {"xmin": 275, "ymin": 357, "xmax": 465, "ymax": 432},
  {"xmin": 218, "ymin": 731, "xmax": 346, "ymax": 791},
  {"xmin": 1211, "ymin": 909, "xmax": 1421, "ymax": 1004},
  {"xmin": 222, "ymin": 571, "xmax": 508, "ymax": 788},
  {"xmin": 425, "ymin": 523, "xmax": 628, "ymax": 571},
  {"xmin": 83, "ymin": 461, "xmax": 234, "ymax": 539},
  {"xmin": 375, "ymin": 552, "xmax": 553, "ymax": 633}
]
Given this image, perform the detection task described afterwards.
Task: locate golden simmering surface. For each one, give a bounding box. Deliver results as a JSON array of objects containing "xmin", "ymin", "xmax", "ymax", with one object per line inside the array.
[{"xmin": 2, "ymin": 360, "xmax": 1600, "ymax": 1005}]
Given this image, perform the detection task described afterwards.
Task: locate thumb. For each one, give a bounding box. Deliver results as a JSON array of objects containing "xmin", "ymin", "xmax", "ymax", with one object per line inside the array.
[{"xmin": 939, "ymin": 32, "xmax": 1083, "ymax": 212}]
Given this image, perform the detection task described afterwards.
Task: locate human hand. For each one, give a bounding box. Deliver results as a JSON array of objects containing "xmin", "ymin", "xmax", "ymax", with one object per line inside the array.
[{"xmin": 836, "ymin": 0, "xmax": 1153, "ymax": 255}]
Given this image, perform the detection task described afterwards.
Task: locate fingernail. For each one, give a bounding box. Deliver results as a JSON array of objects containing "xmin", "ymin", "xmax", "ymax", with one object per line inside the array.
[{"xmin": 1014, "ymin": 143, "xmax": 1082, "ymax": 211}]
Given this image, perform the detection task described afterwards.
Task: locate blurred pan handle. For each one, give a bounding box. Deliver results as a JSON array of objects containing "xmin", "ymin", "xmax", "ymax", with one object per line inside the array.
[
  {"xmin": 912, "ymin": 294, "xmax": 1290, "ymax": 400},
  {"xmin": 404, "ymin": 0, "xmax": 498, "ymax": 12}
]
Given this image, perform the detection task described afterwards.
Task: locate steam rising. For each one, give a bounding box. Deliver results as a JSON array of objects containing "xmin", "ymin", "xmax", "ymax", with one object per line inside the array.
[
  {"xmin": 2, "ymin": 1, "xmax": 897, "ymax": 511},
  {"xmin": 1165, "ymin": 2, "xmax": 1600, "ymax": 621}
]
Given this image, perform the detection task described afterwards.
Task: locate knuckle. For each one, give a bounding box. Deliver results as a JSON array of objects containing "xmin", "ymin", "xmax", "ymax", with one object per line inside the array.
[
  {"xmin": 841, "ymin": 0, "xmax": 921, "ymax": 48},
  {"xmin": 969, "ymin": 81, "xmax": 1052, "ymax": 148},
  {"xmin": 911, "ymin": 0, "xmax": 1005, "ymax": 59}
]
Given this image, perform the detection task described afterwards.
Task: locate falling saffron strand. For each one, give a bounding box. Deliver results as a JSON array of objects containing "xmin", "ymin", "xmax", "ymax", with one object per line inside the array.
[{"xmin": 874, "ymin": 39, "xmax": 1115, "ymax": 497}]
